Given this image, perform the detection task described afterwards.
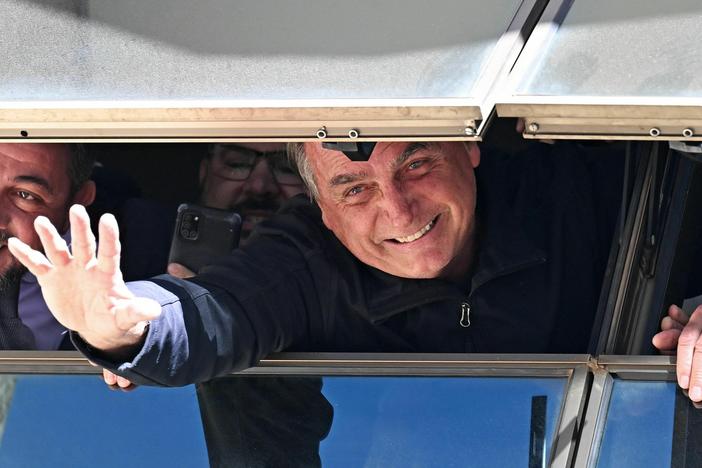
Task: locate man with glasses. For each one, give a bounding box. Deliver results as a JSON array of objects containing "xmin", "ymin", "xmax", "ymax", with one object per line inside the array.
[
  {"xmin": 199, "ymin": 143, "xmax": 307, "ymax": 240},
  {"xmin": 119, "ymin": 142, "xmax": 307, "ymax": 280}
]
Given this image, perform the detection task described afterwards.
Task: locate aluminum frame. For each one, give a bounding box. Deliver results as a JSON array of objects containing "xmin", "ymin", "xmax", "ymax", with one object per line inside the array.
[
  {"xmin": 496, "ymin": 0, "xmax": 702, "ymax": 140},
  {"xmin": 574, "ymin": 355, "xmax": 678, "ymax": 468},
  {"xmin": 0, "ymin": 0, "xmax": 542, "ymax": 141},
  {"xmin": 0, "ymin": 351, "xmax": 590, "ymax": 468}
]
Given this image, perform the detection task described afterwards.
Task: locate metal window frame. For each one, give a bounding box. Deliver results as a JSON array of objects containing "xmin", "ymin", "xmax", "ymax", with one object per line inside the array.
[
  {"xmin": 0, "ymin": 351, "xmax": 590, "ymax": 468},
  {"xmin": 0, "ymin": 0, "xmax": 544, "ymax": 142},
  {"xmin": 496, "ymin": 0, "xmax": 702, "ymax": 141},
  {"xmin": 574, "ymin": 355, "xmax": 678, "ymax": 468},
  {"xmin": 594, "ymin": 145, "xmax": 702, "ymax": 355}
]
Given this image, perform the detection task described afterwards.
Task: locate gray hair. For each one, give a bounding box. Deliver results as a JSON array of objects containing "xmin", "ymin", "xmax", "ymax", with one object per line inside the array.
[
  {"xmin": 286, "ymin": 141, "xmax": 478, "ymax": 202},
  {"xmin": 286, "ymin": 142, "xmax": 319, "ymax": 200}
]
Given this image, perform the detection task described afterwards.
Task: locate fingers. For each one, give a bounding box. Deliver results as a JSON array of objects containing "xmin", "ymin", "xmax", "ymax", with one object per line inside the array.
[
  {"xmin": 167, "ymin": 262, "xmax": 195, "ymax": 279},
  {"xmin": 103, "ymin": 369, "xmax": 137, "ymax": 392},
  {"xmin": 34, "ymin": 216, "xmax": 71, "ymax": 266},
  {"xmin": 676, "ymin": 308, "xmax": 702, "ymax": 401},
  {"xmin": 69, "ymin": 205, "xmax": 97, "ymax": 265},
  {"xmin": 668, "ymin": 304, "xmax": 690, "ymax": 326},
  {"xmin": 96, "ymin": 213, "xmax": 122, "ymax": 276},
  {"xmin": 7, "ymin": 237, "xmax": 52, "ymax": 277},
  {"xmin": 661, "ymin": 316, "xmax": 685, "ymax": 331},
  {"xmin": 103, "ymin": 368, "xmax": 118, "ymax": 385},
  {"xmin": 652, "ymin": 329, "xmax": 681, "ymax": 353}
]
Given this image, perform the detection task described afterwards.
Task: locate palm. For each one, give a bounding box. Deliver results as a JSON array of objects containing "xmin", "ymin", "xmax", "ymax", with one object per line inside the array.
[{"xmin": 8, "ymin": 205, "xmax": 160, "ymax": 350}]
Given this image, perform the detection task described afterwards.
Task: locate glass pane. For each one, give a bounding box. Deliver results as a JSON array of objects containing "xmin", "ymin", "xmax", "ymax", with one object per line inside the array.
[
  {"xmin": 196, "ymin": 375, "xmax": 567, "ymax": 467},
  {"xmin": 597, "ymin": 379, "xmax": 676, "ymax": 468},
  {"xmin": 0, "ymin": 375, "xmax": 208, "ymax": 468},
  {"xmin": 3, "ymin": 0, "xmax": 523, "ymax": 101},
  {"xmin": 516, "ymin": 0, "xmax": 702, "ymax": 97}
]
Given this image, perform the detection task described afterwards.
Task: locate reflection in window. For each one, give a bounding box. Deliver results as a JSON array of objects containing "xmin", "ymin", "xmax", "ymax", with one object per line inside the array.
[
  {"xmin": 597, "ymin": 380, "xmax": 676, "ymax": 468},
  {"xmin": 0, "ymin": 376, "xmax": 208, "ymax": 468},
  {"xmin": 197, "ymin": 375, "xmax": 566, "ymax": 467}
]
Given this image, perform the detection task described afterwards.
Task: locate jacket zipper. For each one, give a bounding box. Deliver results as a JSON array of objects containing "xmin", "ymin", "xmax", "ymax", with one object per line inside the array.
[{"xmin": 459, "ymin": 301, "xmax": 471, "ymax": 328}]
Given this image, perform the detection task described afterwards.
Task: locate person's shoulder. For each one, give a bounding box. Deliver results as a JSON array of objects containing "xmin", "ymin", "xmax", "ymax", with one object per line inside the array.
[{"xmin": 247, "ymin": 195, "xmax": 333, "ymax": 254}]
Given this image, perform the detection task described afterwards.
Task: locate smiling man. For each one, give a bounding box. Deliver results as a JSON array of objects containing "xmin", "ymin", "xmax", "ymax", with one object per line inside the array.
[
  {"xmin": 0, "ymin": 143, "xmax": 95, "ymax": 349},
  {"xmin": 308, "ymin": 142, "xmax": 478, "ymax": 281},
  {"xmin": 8, "ymin": 139, "xmax": 618, "ymax": 373}
]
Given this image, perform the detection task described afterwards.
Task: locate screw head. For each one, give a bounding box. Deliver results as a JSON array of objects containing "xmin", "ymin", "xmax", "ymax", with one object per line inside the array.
[
  {"xmin": 528, "ymin": 123, "xmax": 539, "ymax": 133},
  {"xmin": 464, "ymin": 126, "xmax": 476, "ymax": 136}
]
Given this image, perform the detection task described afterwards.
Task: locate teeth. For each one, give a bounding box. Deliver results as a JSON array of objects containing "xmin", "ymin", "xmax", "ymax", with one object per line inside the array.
[{"xmin": 395, "ymin": 219, "xmax": 435, "ymax": 243}]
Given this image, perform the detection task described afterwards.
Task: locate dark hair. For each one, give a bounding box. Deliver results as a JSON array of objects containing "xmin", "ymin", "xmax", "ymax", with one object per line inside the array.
[{"xmin": 66, "ymin": 144, "xmax": 95, "ymax": 194}]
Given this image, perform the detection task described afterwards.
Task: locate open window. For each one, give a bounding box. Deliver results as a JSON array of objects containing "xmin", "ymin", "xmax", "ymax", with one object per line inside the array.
[{"xmin": 2, "ymin": 1, "xmax": 702, "ymax": 466}]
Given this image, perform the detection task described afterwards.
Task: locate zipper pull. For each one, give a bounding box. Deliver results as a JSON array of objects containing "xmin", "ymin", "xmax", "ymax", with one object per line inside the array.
[{"xmin": 459, "ymin": 302, "xmax": 471, "ymax": 328}]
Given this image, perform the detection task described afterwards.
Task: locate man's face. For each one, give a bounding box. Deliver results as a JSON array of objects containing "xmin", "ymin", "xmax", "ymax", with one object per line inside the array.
[
  {"xmin": 308, "ymin": 141, "xmax": 481, "ymax": 281},
  {"xmin": 200, "ymin": 143, "xmax": 307, "ymax": 239},
  {"xmin": 0, "ymin": 144, "xmax": 80, "ymax": 277}
]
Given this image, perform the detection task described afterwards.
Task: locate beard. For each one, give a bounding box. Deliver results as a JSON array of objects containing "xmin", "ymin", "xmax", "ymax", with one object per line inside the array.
[
  {"xmin": 0, "ymin": 229, "xmax": 27, "ymax": 296},
  {"xmin": 0, "ymin": 265, "xmax": 24, "ymax": 298}
]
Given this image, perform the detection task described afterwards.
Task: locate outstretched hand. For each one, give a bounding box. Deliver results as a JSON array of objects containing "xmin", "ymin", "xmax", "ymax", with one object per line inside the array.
[
  {"xmin": 653, "ymin": 304, "xmax": 702, "ymax": 403},
  {"xmin": 7, "ymin": 205, "xmax": 161, "ymax": 353}
]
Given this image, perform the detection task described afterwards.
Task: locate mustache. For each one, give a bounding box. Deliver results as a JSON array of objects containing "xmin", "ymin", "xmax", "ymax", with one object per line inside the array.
[{"xmin": 0, "ymin": 229, "xmax": 16, "ymax": 245}]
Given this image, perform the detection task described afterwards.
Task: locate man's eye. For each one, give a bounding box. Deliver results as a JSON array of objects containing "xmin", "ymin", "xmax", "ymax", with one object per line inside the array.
[
  {"xmin": 17, "ymin": 191, "xmax": 37, "ymax": 201},
  {"xmin": 345, "ymin": 185, "xmax": 365, "ymax": 197},
  {"xmin": 408, "ymin": 159, "xmax": 426, "ymax": 170}
]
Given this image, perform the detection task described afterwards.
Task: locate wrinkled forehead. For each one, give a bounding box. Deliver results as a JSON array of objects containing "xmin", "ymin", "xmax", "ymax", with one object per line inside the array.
[{"xmin": 306, "ymin": 141, "xmax": 452, "ymax": 187}]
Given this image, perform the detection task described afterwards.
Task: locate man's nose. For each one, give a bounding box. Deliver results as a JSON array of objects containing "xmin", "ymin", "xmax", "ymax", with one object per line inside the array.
[
  {"xmin": 243, "ymin": 160, "xmax": 280, "ymax": 196},
  {"xmin": 380, "ymin": 184, "xmax": 414, "ymax": 228}
]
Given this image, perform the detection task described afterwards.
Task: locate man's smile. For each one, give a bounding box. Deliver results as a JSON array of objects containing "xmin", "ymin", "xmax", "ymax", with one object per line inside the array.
[{"xmin": 386, "ymin": 214, "xmax": 441, "ymax": 244}]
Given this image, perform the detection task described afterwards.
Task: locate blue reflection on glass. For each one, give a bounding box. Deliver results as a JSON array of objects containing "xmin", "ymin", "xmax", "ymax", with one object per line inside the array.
[
  {"xmin": 320, "ymin": 376, "xmax": 566, "ymax": 467},
  {"xmin": 0, "ymin": 376, "xmax": 208, "ymax": 468},
  {"xmin": 597, "ymin": 380, "xmax": 676, "ymax": 468}
]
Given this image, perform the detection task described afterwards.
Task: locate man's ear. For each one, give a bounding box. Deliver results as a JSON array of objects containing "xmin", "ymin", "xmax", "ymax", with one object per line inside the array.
[
  {"xmin": 466, "ymin": 142, "xmax": 481, "ymax": 168},
  {"xmin": 71, "ymin": 180, "xmax": 96, "ymax": 207}
]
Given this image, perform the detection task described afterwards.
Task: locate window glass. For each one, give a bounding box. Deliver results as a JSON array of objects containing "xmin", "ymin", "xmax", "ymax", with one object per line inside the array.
[
  {"xmin": 197, "ymin": 375, "xmax": 567, "ymax": 467},
  {"xmin": 0, "ymin": 375, "xmax": 208, "ymax": 468},
  {"xmin": 3, "ymin": 0, "xmax": 523, "ymax": 101},
  {"xmin": 596, "ymin": 379, "xmax": 676, "ymax": 468},
  {"xmin": 515, "ymin": 0, "xmax": 702, "ymax": 97}
]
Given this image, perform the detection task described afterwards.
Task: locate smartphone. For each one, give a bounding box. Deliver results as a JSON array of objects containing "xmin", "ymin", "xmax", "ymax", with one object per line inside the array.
[{"xmin": 168, "ymin": 203, "xmax": 242, "ymax": 273}]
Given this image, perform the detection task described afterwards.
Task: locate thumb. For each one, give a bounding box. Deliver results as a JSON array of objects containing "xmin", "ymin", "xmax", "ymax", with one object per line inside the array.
[{"xmin": 112, "ymin": 297, "xmax": 162, "ymax": 332}]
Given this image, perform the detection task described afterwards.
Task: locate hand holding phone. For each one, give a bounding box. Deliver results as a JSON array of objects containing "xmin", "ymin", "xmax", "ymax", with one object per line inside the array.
[{"xmin": 168, "ymin": 204, "xmax": 242, "ymax": 273}]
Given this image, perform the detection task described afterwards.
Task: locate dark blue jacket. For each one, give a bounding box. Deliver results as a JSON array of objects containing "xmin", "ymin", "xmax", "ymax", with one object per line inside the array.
[{"xmin": 76, "ymin": 142, "xmax": 622, "ymax": 386}]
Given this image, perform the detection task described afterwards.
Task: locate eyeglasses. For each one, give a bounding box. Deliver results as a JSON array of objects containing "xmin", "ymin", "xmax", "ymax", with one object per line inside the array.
[{"xmin": 211, "ymin": 144, "xmax": 303, "ymax": 186}]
